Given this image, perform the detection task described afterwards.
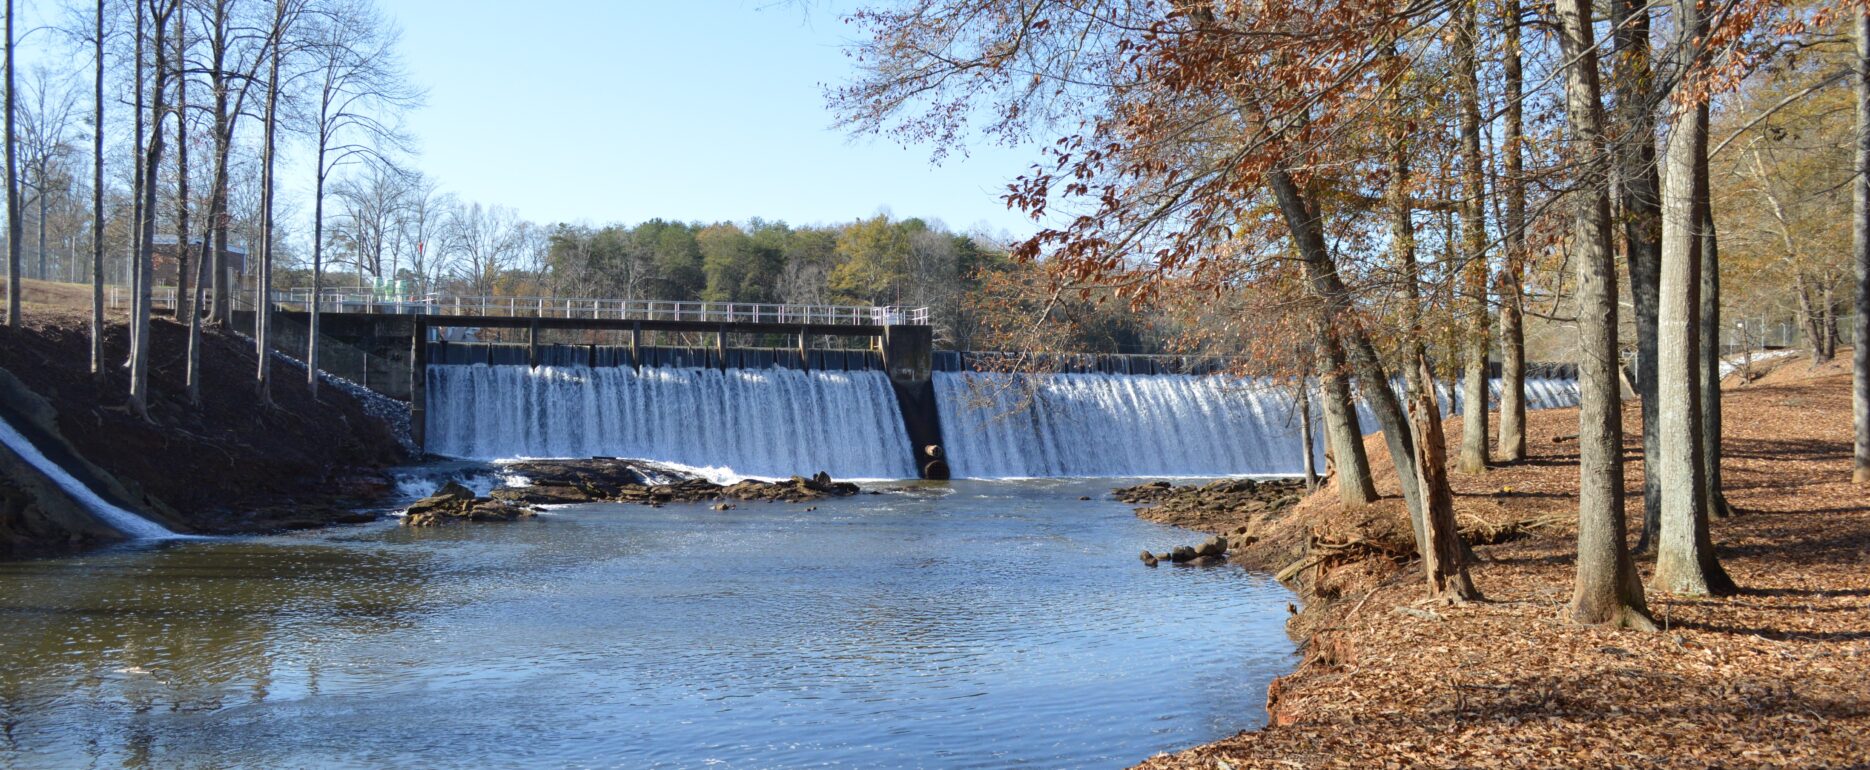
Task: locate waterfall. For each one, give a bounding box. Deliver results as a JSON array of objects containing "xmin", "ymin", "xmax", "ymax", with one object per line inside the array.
[
  {"xmin": 935, "ymin": 373, "xmax": 1321, "ymax": 478},
  {"xmin": 0, "ymin": 415, "xmax": 179, "ymax": 540},
  {"xmin": 936, "ymin": 371, "xmax": 1582, "ymax": 479},
  {"xmin": 425, "ymin": 365, "xmax": 918, "ymax": 480}
]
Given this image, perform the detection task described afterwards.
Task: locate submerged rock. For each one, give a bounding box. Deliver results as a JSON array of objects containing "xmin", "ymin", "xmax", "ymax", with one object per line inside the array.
[{"xmin": 1141, "ymin": 534, "xmax": 1233, "ymax": 568}]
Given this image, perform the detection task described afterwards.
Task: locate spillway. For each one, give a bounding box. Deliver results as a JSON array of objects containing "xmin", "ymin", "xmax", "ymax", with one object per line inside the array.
[
  {"xmin": 934, "ymin": 372, "xmax": 1322, "ymax": 478},
  {"xmin": 0, "ymin": 414, "xmax": 179, "ymax": 539},
  {"xmin": 936, "ymin": 371, "xmax": 1582, "ymax": 479},
  {"xmin": 425, "ymin": 365, "xmax": 918, "ymax": 479}
]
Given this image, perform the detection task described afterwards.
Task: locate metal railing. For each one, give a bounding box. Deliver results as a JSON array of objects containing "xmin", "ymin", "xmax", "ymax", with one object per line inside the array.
[{"xmin": 109, "ymin": 287, "xmax": 930, "ymax": 327}]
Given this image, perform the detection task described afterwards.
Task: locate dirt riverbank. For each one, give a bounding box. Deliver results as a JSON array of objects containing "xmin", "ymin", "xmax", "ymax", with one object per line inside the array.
[
  {"xmin": 1129, "ymin": 355, "xmax": 1869, "ymax": 768},
  {"xmin": 0, "ymin": 280, "xmax": 408, "ymax": 552}
]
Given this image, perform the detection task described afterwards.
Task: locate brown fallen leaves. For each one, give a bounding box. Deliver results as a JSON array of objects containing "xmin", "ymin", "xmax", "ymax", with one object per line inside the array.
[{"xmin": 1134, "ymin": 361, "xmax": 1870, "ymax": 769}]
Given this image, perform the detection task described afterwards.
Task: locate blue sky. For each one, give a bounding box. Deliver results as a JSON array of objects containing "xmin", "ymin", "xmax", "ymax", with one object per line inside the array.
[{"xmin": 387, "ymin": 0, "xmax": 1040, "ymax": 237}]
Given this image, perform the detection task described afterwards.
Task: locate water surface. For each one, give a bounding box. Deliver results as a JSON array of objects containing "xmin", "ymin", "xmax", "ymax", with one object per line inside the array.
[{"xmin": 0, "ymin": 479, "xmax": 1294, "ymax": 769}]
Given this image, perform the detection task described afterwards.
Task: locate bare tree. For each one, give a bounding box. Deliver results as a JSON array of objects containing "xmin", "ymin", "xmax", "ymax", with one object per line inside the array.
[
  {"xmin": 6, "ymin": 0, "xmax": 21, "ymax": 327},
  {"xmin": 254, "ymin": 0, "xmax": 292, "ymax": 404},
  {"xmin": 392, "ymin": 171, "xmax": 448, "ymax": 294},
  {"xmin": 90, "ymin": 0, "xmax": 105, "ymax": 376},
  {"xmin": 299, "ymin": 0, "xmax": 414, "ymax": 396},
  {"xmin": 444, "ymin": 201, "xmax": 518, "ymax": 297},
  {"xmin": 1557, "ymin": 0, "xmax": 1654, "ymax": 628},
  {"xmin": 178, "ymin": 0, "xmax": 212, "ymax": 406},
  {"xmin": 129, "ymin": 0, "xmax": 179, "ymax": 421},
  {"xmin": 18, "ymin": 69, "xmax": 81, "ymax": 283},
  {"xmin": 1857, "ymin": 10, "xmax": 1870, "ymax": 486},
  {"xmin": 198, "ymin": 0, "xmax": 271, "ymax": 326},
  {"xmin": 331, "ymin": 157, "xmax": 407, "ymax": 282}
]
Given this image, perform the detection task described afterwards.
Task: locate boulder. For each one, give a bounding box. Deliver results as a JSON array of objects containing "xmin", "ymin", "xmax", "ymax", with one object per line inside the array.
[{"xmin": 403, "ymin": 482, "xmax": 536, "ymax": 527}]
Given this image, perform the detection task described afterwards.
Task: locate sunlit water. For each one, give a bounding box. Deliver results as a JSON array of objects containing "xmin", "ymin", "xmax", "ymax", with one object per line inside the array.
[{"xmin": 0, "ymin": 479, "xmax": 1295, "ymax": 769}]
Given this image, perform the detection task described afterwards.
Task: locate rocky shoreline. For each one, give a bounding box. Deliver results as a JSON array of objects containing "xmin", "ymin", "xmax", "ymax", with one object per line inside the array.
[
  {"xmin": 1114, "ymin": 477, "xmax": 1308, "ymax": 569},
  {"xmin": 402, "ymin": 458, "xmax": 863, "ymax": 526},
  {"xmin": 1114, "ymin": 477, "xmax": 1308, "ymax": 530}
]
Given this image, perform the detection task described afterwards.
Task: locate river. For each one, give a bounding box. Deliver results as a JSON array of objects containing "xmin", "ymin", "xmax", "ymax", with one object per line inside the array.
[{"xmin": 0, "ymin": 478, "xmax": 1295, "ymax": 769}]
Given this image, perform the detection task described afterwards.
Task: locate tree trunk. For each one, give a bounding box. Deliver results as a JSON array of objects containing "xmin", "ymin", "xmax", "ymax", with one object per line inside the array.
[
  {"xmin": 309, "ymin": 145, "xmax": 326, "ymax": 397},
  {"xmin": 131, "ymin": 3, "xmax": 171, "ymax": 422},
  {"xmin": 173, "ymin": 5, "xmax": 191, "ymax": 332},
  {"xmin": 1654, "ymin": 0, "xmax": 1736, "ymax": 597},
  {"xmin": 1855, "ymin": 10, "xmax": 1870, "ymax": 486},
  {"xmin": 210, "ymin": 81, "xmax": 230, "ymax": 324},
  {"xmin": 1268, "ymin": 167, "xmax": 1428, "ymax": 549},
  {"xmin": 179, "ymin": 2, "xmax": 208, "ymax": 407},
  {"xmin": 4, "ymin": 0, "xmax": 20, "ymax": 328},
  {"xmin": 1700, "ymin": 202, "xmax": 1733, "ymax": 518},
  {"xmin": 1298, "ymin": 383, "xmax": 1319, "ymax": 491},
  {"xmin": 1317, "ymin": 327, "xmax": 1377, "ymax": 506},
  {"xmin": 1408, "ymin": 351, "xmax": 1481, "ymax": 602},
  {"xmin": 35, "ymin": 173, "xmax": 46, "ymax": 285},
  {"xmin": 90, "ymin": 0, "xmax": 105, "ymax": 377},
  {"xmin": 1496, "ymin": 0, "xmax": 1529, "ymax": 462},
  {"xmin": 1821, "ymin": 282, "xmax": 1838, "ymax": 362},
  {"xmin": 1610, "ymin": 0, "xmax": 1667, "ymax": 553},
  {"xmin": 1453, "ymin": 0, "xmax": 1491, "ymax": 474},
  {"xmin": 1557, "ymin": 0, "xmax": 1656, "ymax": 628},
  {"xmin": 255, "ymin": 0, "xmax": 281, "ymax": 405},
  {"xmin": 1796, "ymin": 272, "xmax": 1829, "ymax": 364},
  {"xmin": 207, "ymin": 0, "xmax": 236, "ymax": 327}
]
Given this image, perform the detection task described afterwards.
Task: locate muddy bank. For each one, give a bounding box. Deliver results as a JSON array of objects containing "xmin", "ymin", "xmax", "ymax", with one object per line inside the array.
[{"xmin": 0, "ymin": 303, "xmax": 408, "ymax": 552}]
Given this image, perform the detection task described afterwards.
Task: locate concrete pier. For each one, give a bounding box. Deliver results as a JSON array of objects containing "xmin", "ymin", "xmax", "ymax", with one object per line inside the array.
[{"xmin": 880, "ymin": 325, "xmax": 946, "ymax": 479}]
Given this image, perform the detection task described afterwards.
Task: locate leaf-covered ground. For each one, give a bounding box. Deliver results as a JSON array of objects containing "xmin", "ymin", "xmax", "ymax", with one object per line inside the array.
[{"xmin": 1135, "ymin": 357, "xmax": 1869, "ymax": 769}]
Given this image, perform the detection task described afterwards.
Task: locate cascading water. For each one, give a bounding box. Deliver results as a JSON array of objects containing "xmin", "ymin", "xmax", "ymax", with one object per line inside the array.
[
  {"xmin": 935, "ymin": 373, "xmax": 1323, "ymax": 478},
  {"xmin": 425, "ymin": 365, "xmax": 918, "ymax": 480},
  {"xmin": 936, "ymin": 371, "xmax": 1582, "ymax": 479},
  {"xmin": 0, "ymin": 415, "xmax": 179, "ymax": 540}
]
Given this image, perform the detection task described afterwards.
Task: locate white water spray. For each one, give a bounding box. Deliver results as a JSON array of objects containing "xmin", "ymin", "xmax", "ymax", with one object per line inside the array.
[
  {"xmin": 0, "ymin": 415, "xmax": 180, "ymax": 539},
  {"xmin": 425, "ymin": 365, "xmax": 919, "ymax": 480},
  {"xmin": 936, "ymin": 371, "xmax": 1581, "ymax": 479}
]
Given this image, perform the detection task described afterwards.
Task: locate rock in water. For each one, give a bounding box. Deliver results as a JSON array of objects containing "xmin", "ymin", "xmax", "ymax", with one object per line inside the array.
[
  {"xmin": 1194, "ymin": 535, "xmax": 1230, "ymax": 558},
  {"xmin": 403, "ymin": 481, "xmax": 536, "ymax": 527},
  {"xmin": 1140, "ymin": 550, "xmax": 1160, "ymax": 567}
]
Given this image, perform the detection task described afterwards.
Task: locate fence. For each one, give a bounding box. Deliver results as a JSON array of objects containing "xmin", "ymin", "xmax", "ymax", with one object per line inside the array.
[{"xmin": 108, "ymin": 287, "xmax": 930, "ymax": 327}]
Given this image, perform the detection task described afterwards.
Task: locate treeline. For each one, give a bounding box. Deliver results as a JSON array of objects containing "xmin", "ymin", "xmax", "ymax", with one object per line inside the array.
[
  {"xmin": 834, "ymin": 0, "xmax": 1870, "ymax": 624},
  {"xmin": 531, "ymin": 215, "xmax": 1018, "ymax": 351}
]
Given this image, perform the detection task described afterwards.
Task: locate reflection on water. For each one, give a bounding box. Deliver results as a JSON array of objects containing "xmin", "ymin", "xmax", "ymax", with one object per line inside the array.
[{"xmin": 0, "ymin": 479, "xmax": 1295, "ymax": 769}]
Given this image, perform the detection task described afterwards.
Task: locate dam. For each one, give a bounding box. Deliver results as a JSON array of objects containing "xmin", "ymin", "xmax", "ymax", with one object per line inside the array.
[{"xmin": 226, "ymin": 297, "xmax": 1581, "ymax": 481}]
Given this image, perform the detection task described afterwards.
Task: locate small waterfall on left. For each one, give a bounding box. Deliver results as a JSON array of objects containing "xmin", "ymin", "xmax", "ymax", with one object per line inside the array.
[
  {"xmin": 425, "ymin": 364, "xmax": 919, "ymax": 480},
  {"xmin": 0, "ymin": 415, "xmax": 179, "ymax": 539}
]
